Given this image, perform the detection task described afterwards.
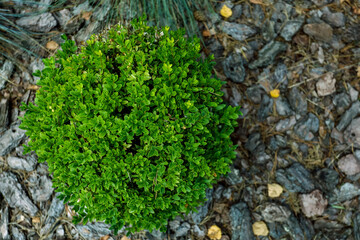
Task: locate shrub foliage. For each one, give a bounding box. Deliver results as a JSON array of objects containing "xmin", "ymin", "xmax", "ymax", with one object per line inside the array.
[{"xmin": 19, "ymin": 16, "xmax": 241, "ymax": 234}]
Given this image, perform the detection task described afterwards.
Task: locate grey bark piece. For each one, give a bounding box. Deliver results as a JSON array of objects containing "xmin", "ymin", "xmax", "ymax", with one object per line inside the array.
[
  {"xmin": 293, "ymin": 113, "xmax": 319, "ymax": 141},
  {"xmin": 246, "ymin": 85, "xmax": 265, "ymax": 104},
  {"xmin": 254, "ymin": 150, "xmax": 271, "ymax": 164},
  {"xmin": 249, "ymin": 41, "xmax": 287, "ymax": 69},
  {"xmin": 228, "ymin": 5, "xmax": 242, "ymax": 22},
  {"xmin": 225, "ymin": 165, "xmax": 243, "ymax": 185},
  {"xmin": 190, "ymin": 188, "xmax": 213, "ymax": 224},
  {"xmin": 355, "ymin": 150, "xmax": 360, "ymax": 161},
  {"xmin": 40, "ymin": 192, "xmax": 65, "ymax": 236},
  {"xmin": 275, "ymin": 116, "xmax": 297, "ymax": 132},
  {"xmin": 0, "ymin": 172, "xmax": 38, "ymax": 216},
  {"xmin": 261, "ymin": 20, "xmax": 276, "ymax": 41},
  {"xmin": 193, "ymin": 225, "xmax": 205, "ymax": 238},
  {"xmin": 28, "ymin": 174, "xmax": 53, "ymax": 202},
  {"xmin": 273, "ymin": 63, "xmax": 289, "ymax": 88},
  {"xmin": 93, "ymin": 0, "xmax": 111, "ymax": 21},
  {"xmin": 230, "ymin": 202, "xmax": 255, "ymax": 240},
  {"xmin": 269, "ymin": 135, "xmax": 287, "ymax": 151},
  {"xmin": 333, "ymin": 92, "xmax": 351, "ymax": 115},
  {"xmin": 175, "ymin": 222, "xmax": 190, "ymax": 238},
  {"xmin": 72, "ymin": 0, "xmax": 93, "ymax": 15},
  {"xmin": 222, "ymin": 53, "xmax": 246, "ymax": 83},
  {"xmin": 229, "ymin": 87, "xmax": 242, "ymax": 107},
  {"xmin": 54, "ymin": 9, "xmax": 71, "ymax": 27},
  {"xmin": 76, "ymin": 222, "xmax": 111, "ymax": 239},
  {"xmin": 15, "ymin": 13, "xmax": 57, "ymax": 32},
  {"xmin": 354, "ymin": 212, "xmax": 360, "ymax": 240},
  {"xmin": 213, "ymin": 185, "xmax": 225, "ymax": 200},
  {"xmin": 11, "ymin": 226, "xmax": 26, "ymax": 240},
  {"xmin": 7, "ymin": 156, "xmax": 37, "ymax": 171},
  {"xmin": 0, "ymin": 60, "xmax": 14, "ymax": 90},
  {"xmin": 283, "ymin": 214, "xmax": 314, "ymax": 240},
  {"xmin": 245, "ymin": 133, "xmax": 262, "ymax": 153},
  {"xmin": 75, "ymin": 21, "xmax": 101, "ymax": 43},
  {"xmin": 0, "ymin": 98, "xmax": 9, "ymax": 132},
  {"xmin": 29, "ymin": 58, "xmax": 45, "ymax": 83},
  {"xmin": 336, "ymin": 101, "xmax": 360, "ymax": 131},
  {"xmin": 276, "ymin": 163, "xmax": 316, "ymax": 193},
  {"xmin": 280, "ymin": 18, "xmax": 305, "ymax": 41},
  {"xmin": 0, "ymin": 202, "xmax": 10, "ymax": 240},
  {"xmin": 257, "ymin": 95, "xmax": 273, "ymax": 122},
  {"xmin": 55, "ymin": 225, "xmax": 65, "ymax": 240},
  {"xmin": 349, "ymin": 84, "xmax": 359, "ymax": 102},
  {"xmin": 330, "ymin": 183, "xmax": 360, "ymax": 203},
  {"xmin": 322, "ymin": 8, "xmax": 346, "ymax": 28},
  {"xmin": 169, "ymin": 219, "xmax": 180, "ymax": 231},
  {"xmin": 344, "ymin": 117, "xmax": 360, "ymax": 149},
  {"xmin": 0, "ymin": 123, "xmax": 26, "ymax": 156},
  {"xmin": 275, "ymin": 97, "xmax": 294, "ymax": 116},
  {"xmin": 303, "ymin": 23, "xmax": 333, "ymax": 42},
  {"xmin": 315, "ymin": 168, "xmax": 339, "ymax": 192},
  {"xmin": 220, "ymin": 22, "xmax": 257, "ymax": 41},
  {"xmin": 261, "ymin": 203, "xmax": 291, "ymax": 223},
  {"xmin": 54, "ymin": 9, "xmax": 84, "ymax": 34},
  {"xmin": 288, "ymin": 87, "xmax": 308, "ymax": 116},
  {"xmin": 146, "ymin": 229, "xmax": 165, "ymax": 240}
]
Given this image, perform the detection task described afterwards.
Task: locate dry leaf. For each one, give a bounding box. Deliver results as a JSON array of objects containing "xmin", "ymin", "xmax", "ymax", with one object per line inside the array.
[
  {"xmin": 26, "ymin": 84, "xmax": 40, "ymax": 90},
  {"xmin": 82, "ymin": 11, "xmax": 92, "ymax": 20},
  {"xmin": 354, "ymin": 7, "xmax": 360, "ymax": 15},
  {"xmin": 357, "ymin": 66, "xmax": 360, "ymax": 77},
  {"xmin": 100, "ymin": 236, "xmax": 110, "ymax": 240},
  {"xmin": 220, "ymin": 5, "xmax": 232, "ymax": 18},
  {"xmin": 207, "ymin": 225, "xmax": 222, "ymax": 240},
  {"xmin": 270, "ymin": 89, "xmax": 280, "ymax": 98},
  {"xmin": 319, "ymin": 126, "xmax": 326, "ymax": 139},
  {"xmin": 202, "ymin": 30, "xmax": 211, "ymax": 37},
  {"xmin": 32, "ymin": 217, "xmax": 40, "ymax": 224},
  {"xmin": 252, "ymin": 221, "xmax": 269, "ymax": 236},
  {"xmin": 268, "ymin": 183, "xmax": 283, "ymax": 198},
  {"xmin": 250, "ymin": 0, "xmax": 265, "ymax": 4},
  {"xmin": 46, "ymin": 41, "xmax": 59, "ymax": 50},
  {"xmin": 120, "ymin": 236, "xmax": 131, "ymax": 240}
]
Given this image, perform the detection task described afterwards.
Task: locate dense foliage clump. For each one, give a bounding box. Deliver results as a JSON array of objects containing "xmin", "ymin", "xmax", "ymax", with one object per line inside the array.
[{"xmin": 19, "ymin": 16, "xmax": 241, "ymax": 234}]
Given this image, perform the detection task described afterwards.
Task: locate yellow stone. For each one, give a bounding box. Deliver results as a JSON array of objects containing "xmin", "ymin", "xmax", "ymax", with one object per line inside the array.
[
  {"xmin": 253, "ymin": 221, "xmax": 269, "ymax": 236},
  {"xmin": 268, "ymin": 183, "xmax": 283, "ymax": 198},
  {"xmin": 220, "ymin": 5, "xmax": 232, "ymax": 18},
  {"xmin": 207, "ymin": 225, "xmax": 222, "ymax": 240},
  {"xmin": 270, "ymin": 89, "xmax": 280, "ymax": 98}
]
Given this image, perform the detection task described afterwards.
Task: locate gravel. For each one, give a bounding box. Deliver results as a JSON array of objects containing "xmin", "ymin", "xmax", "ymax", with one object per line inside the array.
[{"xmin": 1, "ymin": 1, "xmax": 360, "ymax": 239}]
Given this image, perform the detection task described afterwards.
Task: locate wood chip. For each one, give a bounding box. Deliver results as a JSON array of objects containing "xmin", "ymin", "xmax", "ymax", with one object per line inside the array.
[
  {"xmin": 46, "ymin": 41, "xmax": 59, "ymax": 50},
  {"xmin": 120, "ymin": 236, "xmax": 131, "ymax": 240},
  {"xmin": 82, "ymin": 11, "xmax": 92, "ymax": 20}
]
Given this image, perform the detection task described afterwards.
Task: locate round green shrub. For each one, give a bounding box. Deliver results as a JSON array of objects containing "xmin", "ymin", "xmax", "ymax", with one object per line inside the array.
[{"xmin": 19, "ymin": 16, "xmax": 241, "ymax": 234}]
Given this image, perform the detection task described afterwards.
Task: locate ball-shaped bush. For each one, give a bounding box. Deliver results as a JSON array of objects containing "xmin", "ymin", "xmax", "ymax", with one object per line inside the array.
[{"xmin": 19, "ymin": 16, "xmax": 241, "ymax": 234}]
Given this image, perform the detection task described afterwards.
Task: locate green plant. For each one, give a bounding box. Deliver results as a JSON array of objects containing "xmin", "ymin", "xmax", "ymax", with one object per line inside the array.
[{"xmin": 18, "ymin": 16, "xmax": 241, "ymax": 234}]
